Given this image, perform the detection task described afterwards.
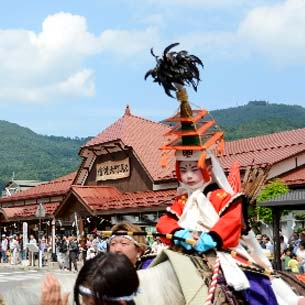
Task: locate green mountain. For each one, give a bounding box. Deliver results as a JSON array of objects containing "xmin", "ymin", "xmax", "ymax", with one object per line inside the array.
[
  {"xmin": 211, "ymin": 101, "xmax": 305, "ymax": 140},
  {"xmin": 1, "ymin": 101, "xmax": 305, "ymax": 192},
  {"xmin": 0, "ymin": 120, "xmax": 91, "ymax": 191}
]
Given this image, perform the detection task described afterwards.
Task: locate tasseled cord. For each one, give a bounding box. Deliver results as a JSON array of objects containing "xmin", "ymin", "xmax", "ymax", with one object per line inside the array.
[{"xmin": 197, "ymin": 151, "xmax": 210, "ymax": 182}]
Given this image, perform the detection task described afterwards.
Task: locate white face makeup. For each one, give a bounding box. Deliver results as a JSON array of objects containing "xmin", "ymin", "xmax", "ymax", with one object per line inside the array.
[{"xmin": 179, "ymin": 161, "xmax": 204, "ymax": 188}]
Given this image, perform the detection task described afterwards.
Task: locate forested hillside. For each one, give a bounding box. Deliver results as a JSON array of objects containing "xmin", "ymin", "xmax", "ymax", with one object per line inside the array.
[
  {"xmin": 1, "ymin": 101, "xmax": 305, "ymax": 192},
  {"xmin": 211, "ymin": 101, "xmax": 305, "ymax": 140},
  {"xmin": 0, "ymin": 120, "xmax": 90, "ymax": 191}
]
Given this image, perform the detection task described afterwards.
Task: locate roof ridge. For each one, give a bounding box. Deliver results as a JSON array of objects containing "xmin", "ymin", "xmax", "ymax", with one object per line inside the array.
[
  {"xmin": 72, "ymin": 185, "xmax": 119, "ymax": 189},
  {"xmin": 128, "ymin": 113, "xmax": 170, "ymax": 127},
  {"xmin": 229, "ymin": 127, "xmax": 305, "ymax": 144},
  {"xmin": 223, "ymin": 128, "xmax": 305, "ymax": 156},
  {"xmin": 223, "ymin": 142, "xmax": 304, "ymax": 157}
]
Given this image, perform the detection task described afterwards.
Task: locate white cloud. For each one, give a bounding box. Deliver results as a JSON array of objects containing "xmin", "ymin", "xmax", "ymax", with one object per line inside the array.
[
  {"xmin": 170, "ymin": 0, "xmax": 305, "ymax": 66},
  {"xmin": 0, "ymin": 12, "xmax": 161, "ymax": 104},
  {"xmin": 58, "ymin": 69, "xmax": 95, "ymax": 97},
  {"xmin": 31, "ymin": 12, "xmax": 99, "ymax": 54},
  {"xmin": 0, "ymin": 70, "xmax": 95, "ymax": 103},
  {"xmin": 238, "ymin": 0, "xmax": 305, "ymax": 65}
]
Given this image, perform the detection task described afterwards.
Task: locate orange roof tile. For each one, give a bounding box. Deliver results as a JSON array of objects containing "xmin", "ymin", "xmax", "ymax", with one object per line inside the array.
[
  {"xmin": 279, "ymin": 165, "xmax": 305, "ymax": 186},
  {"xmin": 219, "ymin": 128, "xmax": 305, "ymax": 170},
  {"xmin": 68, "ymin": 185, "xmax": 175, "ymax": 212},
  {"xmin": 1, "ymin": 202, "xmax": 60, "ymax": 220},
  {"xmin": 90, "ymin": 189, "xmax": 176, "ymax": 212},
  {"xmin": 0, "ymin": 172, "xmax": 76, "ymax": 203},
  {"xmin": 72, "ymin": 186, "xmax": 122, "ymax": 207},
  {"xmin": 82, "ymin": 106, "xmax": 176, "ymax": 182}
]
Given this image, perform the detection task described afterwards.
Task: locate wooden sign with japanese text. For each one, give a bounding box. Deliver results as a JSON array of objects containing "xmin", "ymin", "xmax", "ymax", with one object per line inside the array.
[{"xmin": 96, "ymin": 157, "xmax": 130, "ymax": 181}]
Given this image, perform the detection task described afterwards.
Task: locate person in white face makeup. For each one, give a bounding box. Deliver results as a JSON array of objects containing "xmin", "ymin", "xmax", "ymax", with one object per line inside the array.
[
  {"xmin": 157, "ymin": 149, "xmax": 244, "ymax": 253},
  {"xmin": 149, "ymin": 43, "xmax": 305, "ymax": 305}
]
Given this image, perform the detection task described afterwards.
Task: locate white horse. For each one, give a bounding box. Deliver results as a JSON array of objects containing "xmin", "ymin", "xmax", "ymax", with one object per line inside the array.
[{"xmin": 135, "ymin": 249, "xmax": 305, "ymax": 305}]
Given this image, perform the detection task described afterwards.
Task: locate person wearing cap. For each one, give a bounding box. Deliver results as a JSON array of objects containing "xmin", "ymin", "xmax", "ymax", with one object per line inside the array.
[{"xmin": 1, "ymin": 235, "xmax": 8, "ymax": 263}]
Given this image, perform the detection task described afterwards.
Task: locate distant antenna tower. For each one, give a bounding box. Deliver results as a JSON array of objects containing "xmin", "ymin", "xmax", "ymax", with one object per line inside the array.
[{"xmin": 12, "ymin": 171, "xmax": 15, "ymax": 181}]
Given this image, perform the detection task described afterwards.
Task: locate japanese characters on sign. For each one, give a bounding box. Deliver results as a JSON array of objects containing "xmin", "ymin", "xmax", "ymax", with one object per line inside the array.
[{"xmin": 96, "ymin": 157, "xmax": 130, "ymax": 181}]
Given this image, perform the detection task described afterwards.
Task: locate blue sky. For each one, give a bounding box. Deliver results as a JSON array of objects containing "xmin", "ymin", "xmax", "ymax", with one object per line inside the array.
[{"xmin": 0, "ymin": 0, "xmax": 305, "ymax": 137}]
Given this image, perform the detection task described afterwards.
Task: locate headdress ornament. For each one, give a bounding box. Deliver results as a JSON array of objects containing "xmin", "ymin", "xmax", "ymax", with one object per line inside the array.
[{"xmin": 145, "ymin": 43, "xmax": 224, "ymax": 170}]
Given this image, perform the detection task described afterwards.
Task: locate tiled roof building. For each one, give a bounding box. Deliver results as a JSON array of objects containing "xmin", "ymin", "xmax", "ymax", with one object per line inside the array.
[{"xmin": 1, "ymin": 106, "xmax": 305, "ymax": 235}]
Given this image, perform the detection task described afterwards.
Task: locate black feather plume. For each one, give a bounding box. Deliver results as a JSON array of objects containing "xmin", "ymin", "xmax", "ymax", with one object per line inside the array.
[{"xmin": 145, "ymin": 43, "xmax": 204, "ymax": 98}]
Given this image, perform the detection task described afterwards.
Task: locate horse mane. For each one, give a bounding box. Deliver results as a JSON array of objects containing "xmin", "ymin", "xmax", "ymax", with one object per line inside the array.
[{"xmin": 136, "ymin": 260, "xmax": 185, "ymax": 305}]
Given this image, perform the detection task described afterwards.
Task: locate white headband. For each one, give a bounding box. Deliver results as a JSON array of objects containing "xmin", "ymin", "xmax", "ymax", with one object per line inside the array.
[
  {"xmin": 78, "ymin": 285, "xmax": 140, "ymax": 301},
  {"xmin": 109, "ymin": 234, "xmax": 147, "ymax": 249}
]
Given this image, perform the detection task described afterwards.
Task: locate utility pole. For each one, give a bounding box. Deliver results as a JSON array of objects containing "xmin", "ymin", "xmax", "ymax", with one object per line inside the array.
[{"xmin": 35, "ymin": 203, "xmax": 46, "ymax": 240}]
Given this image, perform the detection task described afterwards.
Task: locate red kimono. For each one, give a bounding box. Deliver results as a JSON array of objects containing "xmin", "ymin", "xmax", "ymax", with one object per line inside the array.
[{"xmin": 156, "ymin": 185, "xmax": 243, "ymax": 249}]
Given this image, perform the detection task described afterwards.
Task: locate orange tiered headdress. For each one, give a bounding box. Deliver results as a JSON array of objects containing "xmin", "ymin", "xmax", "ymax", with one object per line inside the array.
[{"xmin": 145, "ymin": 43, "xmax": 224, "ymax": 171}]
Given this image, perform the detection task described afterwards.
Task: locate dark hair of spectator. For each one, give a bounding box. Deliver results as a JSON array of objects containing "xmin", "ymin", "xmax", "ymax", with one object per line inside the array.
[{"xmin": 74, "ymin": 252, "xmax": 139, "ymax": 305}]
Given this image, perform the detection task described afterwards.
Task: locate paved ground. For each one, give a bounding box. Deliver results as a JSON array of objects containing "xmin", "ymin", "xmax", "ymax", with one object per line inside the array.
[{"xmin": 0, "ymin": 262, "xmax": 78, "ymax": 305}]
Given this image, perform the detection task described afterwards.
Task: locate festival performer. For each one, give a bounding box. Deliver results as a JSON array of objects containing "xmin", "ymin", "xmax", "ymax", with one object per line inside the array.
[
  {"xmin": 146, "ymin": 43, "xmax": 305, "ymax": 305},
  {"xmin": 108, "ymin": 221, "xmax": 154, "ymax": 269}
]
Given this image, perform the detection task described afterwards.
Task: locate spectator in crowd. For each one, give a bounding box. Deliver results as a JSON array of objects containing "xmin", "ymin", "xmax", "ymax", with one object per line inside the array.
[
  {"xmin": 281, "ymin": 248, "xmax": 293, "ymax": 271},
  {"xmin": 86, "ymin": 234, "xmax": 97, "ymax": 260},
  {"xmin": 46, "ymin": 235, "xmax": 53, "ymax": 264},
  {"xmin": 56, "ymin": 235, "xmax": 68, "ymax": 271},
  {"xmin": 9, "ymin": 235, "xmax": 20, "ymax": 265},
  {"xmin": 294, "ymin": 232, "xmax": 305, "ymax": 255},
  {"xmin": 1, "ymin": 235, "xmax": 8, "ymax": 263},
  {"xmin": 289, "ymin": 232, "xmax": 299, "ymax": 250},
  {"xmin": 288, "ymin": 253, "xmax": 300, "ymax": 273},
  {"xmin": 151, "ymin": 237, "xmax": 168, "ymax": 255},
  {"xmin": 262, "ymin": 235, "xmax": 274, "ymax": 260},
  {"xmin": 91, "ymin": 234, "xmax": 99, "ymax": 254},
  {"xmin": 39, "ymin": 237, "xmax": 48, "ymax": 266},
  {"xmin": 255, "ymin": 234, "xmax": 265, "ymax": 249},
  {"xmin": 68, "ymin": 235, "xmax": 79, "ymax": 272},
  {"xmin": 78, "ymin": 236, "xmax": 87, "ymax": 265},
  {"xmin": 280, "ymin": 235, "xmax": 288, "ymax": 255},
  {"xmin": 29, "ymin": 234, "xmax": 37, "ymax": 266},
  {"xmin": 296, "ymin": 240, "xmax": 305, "ymax": 273}
]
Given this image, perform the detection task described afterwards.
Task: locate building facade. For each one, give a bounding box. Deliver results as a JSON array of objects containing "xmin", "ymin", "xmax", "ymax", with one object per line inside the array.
[{"xmin": 1, "ymin": 105, "xmax": 305, "ymax": 238}]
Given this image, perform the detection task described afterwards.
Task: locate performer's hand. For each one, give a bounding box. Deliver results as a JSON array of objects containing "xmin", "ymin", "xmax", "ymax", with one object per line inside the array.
[
  {"xmin": 194, "ymin": 232, "xmax": 217, "ymax": 252},
  {"xmin": 174, "ymin": 229, "xmax": 193, "ymax": 250}
]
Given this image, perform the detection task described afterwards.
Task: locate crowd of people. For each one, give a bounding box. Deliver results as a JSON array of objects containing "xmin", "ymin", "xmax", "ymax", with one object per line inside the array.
[
  {"xmin": 254, "ymin": 231, "xmax": 305, "ymax": 274},
  {"xmin": 0, "ymin": 224, "xmax": 168, "ymax": 272},
  {"xmin": 0, "ymin": 233, "xmax": 57, "ymax": 267}
]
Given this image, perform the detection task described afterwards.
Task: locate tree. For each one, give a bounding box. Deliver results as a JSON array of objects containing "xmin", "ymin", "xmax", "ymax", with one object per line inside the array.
[{"xmin": 255, "ymin": 179, "xmax": 289, "ymax": 224}]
